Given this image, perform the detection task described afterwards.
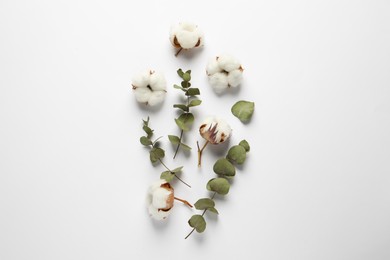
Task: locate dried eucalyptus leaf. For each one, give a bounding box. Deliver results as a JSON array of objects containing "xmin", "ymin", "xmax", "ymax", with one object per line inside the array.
[
  {"xmin": 213, "ymin": 158, "xmax": 236, "ymax": 177},
  {"xmin": 206, "ymin": 178, "xmax": 230, "ymax": 195},
  {"xmin": 188, "ymin": 215, "xmax": 206, "ymax": 233},
  {"xmin": 231, "ymin": 100, "xmax": 255, "ymax": 122},
  {"xmin": 226, "ymin": 145, "xmax": 247, "ymax": 165},
  {"xmin": 168, "ymin": 135, "xmax": 180, "ymax": 145},
  {"xmin": 239, "ymin": 140, "xmax": 250, "ymax": 152},
  {"xmin": 140, "ymin": 136, "xmax": 152, "ymax": 146},
  {"xmin": 149, "ymin": 147, "xmax": 165, "ymax": 163},
  {"xmin": 161, "ymin": 171, "xmax": 175, "ymax": 182},
  {"xmin": 194, "ymin": 198, "xmax": 215, "ymax": 210},
  {"xmin": 174, "ymin": 113, "xmax": 194, "ymax": 131},
  {"xmin": 188, "ymin": 99, "xmax": 202, "ymax": 107}
]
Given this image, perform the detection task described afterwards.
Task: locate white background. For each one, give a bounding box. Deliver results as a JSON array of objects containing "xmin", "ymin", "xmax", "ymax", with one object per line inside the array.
[{"xmin": 1, "ymin": 0, "xmax": 390, "ymax": 259}]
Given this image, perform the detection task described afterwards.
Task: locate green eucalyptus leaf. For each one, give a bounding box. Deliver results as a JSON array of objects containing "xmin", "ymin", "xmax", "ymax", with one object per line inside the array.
[
  {"xmin": 143, "ymin": 125, "xmax": 153, "ymax": 138},
  {"xmin": 174, "ymin": 84, "xmax": 185, "ymax": 91},
  {"xmin": 181, "ymin": 81, "xmax": 190, "ymax": 88},
  {"xmin": 239, "ymin": 140, "xmax": 250, "ymax": 152},
  {"xmin": 142, "ymin": 117, "xmax": 149, "ymax": 126},
  {"xmin": 180, "ymin": 142, "xmax": 192, "ymax": 151},
  {"xmin": 208, "ymin": 207, "xmax": 219, "ymax": 214},
  {"xmin": 168, "ymin": 135, "xmax": 180, "ymax": 145},
  {"xmin": 171, "ymin": 166, "xmax": 183, "ymax": 173},
  {"xmin": 149, "ymin": 147, "xmax": 165, "ymax": 163},
  {"xmin": 213, "ymin": 158, "xmax": 236, "ymax": 177},
  {"xmin": 188, "ymin": 99, "xmax": 202, "ymax": 107},
  {"xmin": 188, "ymin": 215, "xmax": 206, "ymax": 233},
  {"xmin": 140, "ymin": 136, "xmax": 152, "ymax": 146},
  {"xmin": 194, "ymin": 198, "xmax": 215, "ymax": 210},
  {"xmin": 185, "ymin": 70, "xmax": 191, "ymax": 74},
  {"xmin": 161, "ymin": 171, "xmax": 175, "ymax": 182},
  {"xmin": 185, "ymin": 88, "xmax": 200, "ymax": 96},
  {"xmin": 226, "ymin": 145, "xmax": 247, "ymax": 165},
  {"xmin": 206, "ymin": 178, "xmax": 230, "ymax": 195},
  {"xmin": 173, "ymin": 104, "xmax": 188, "ymax": 111},
  {"xmin": 174, "ymin": 113, "xmax": 194, "ymax": 131},
  {"xmin": 182, "ymin": 72, "xmax": 191, "ymax": 82},
  {"xmin": 177, "ymin": 69, "xmax": 184, "ymax": 77},
  {"xmin": 231, "ymin": 100, "xmax": 255, "ymax": 123}
]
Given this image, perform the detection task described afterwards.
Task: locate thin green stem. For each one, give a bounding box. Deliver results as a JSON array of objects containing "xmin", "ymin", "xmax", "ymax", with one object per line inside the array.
[{"xmin": 173, "ymin": 130, "xmax": 183, "ymax": 159}]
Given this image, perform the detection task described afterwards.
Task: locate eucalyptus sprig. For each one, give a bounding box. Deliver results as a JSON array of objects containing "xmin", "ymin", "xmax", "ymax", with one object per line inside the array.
[
  {"xmin": 169, "ymin": 69, "xmax": 202, "ymax": 159},
  {"xmin": 185, "ymin": 140, "xmax": 250, "ymax": 239},
  {"xmin": 140, "ymin": 117, "xmax": 191, "ymax": 188}
]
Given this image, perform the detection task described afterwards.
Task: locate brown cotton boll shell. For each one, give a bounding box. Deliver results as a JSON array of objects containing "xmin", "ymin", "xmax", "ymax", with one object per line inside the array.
[{"xmin": 160, "ymin": 182, "xmax": 174, "ymax": 210}]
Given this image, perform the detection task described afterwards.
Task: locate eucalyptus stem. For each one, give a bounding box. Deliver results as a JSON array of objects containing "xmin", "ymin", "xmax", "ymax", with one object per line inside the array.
[
  {"xmin": 158, "ymin": 158, "xmax": 191, "ymax": 188},
  {"xmin": 173, "ymin": 96, "xmax": 190, "ymax": 159},
  {"xmin": 185, "ymin": 192, "xmax": 216, "ymax": 239}
]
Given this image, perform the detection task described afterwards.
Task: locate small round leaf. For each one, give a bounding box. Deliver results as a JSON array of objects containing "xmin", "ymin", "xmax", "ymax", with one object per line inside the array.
[
  {"xmin": 231, "ymin": 100, "xmax": 255, "ymax": 123},
  {"xmin": 226, "ymin": 145, "xmax": 247, "ymax": 165},
  {"xmin": 194, "ymin": 198, "xmax": 215, "ymax": 210},
  {"xmin": 213, "ymin": 158, "xmax": 236, "ymax": 177},
  {"xmin": 188, "ymin": 215, "xmax": 206, "ymax": 233},
  {"xmin": 140, "ymin": 136, "xmax": 152, "ymax": 146},
  {"xmin": 206, "ymin": 178, "xmax": 230, "ymax": 195},
  {"xmin": 239, "ymin": 140, "xmax": 250, "ymax": 152},
  {"xmin": 160, "ymin": 171, "xmax": 175, "ymax": 182}
]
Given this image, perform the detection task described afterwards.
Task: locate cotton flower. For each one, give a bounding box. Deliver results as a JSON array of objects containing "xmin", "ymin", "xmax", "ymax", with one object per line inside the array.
[
  {"xmin": 197, "ymin": 116, "xmax": 232, "ymax": 167},
  {"xmin": 132, "ymin": 70, "xmax": 167, "ymax": 106},
  {"xmin": 206, "ymin": 55, "xmax": 244, "ymax": 94},
  {"xmin": 169, "ymin": 22, "xmax": 204, "ymax": 56},
  {"xmin": 146, "ymin": 179, "xmax": 174, "ymax": 220}
]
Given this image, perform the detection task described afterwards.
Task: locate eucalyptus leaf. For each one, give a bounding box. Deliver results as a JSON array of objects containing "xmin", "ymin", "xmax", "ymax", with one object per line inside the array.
[
  {"xmin": 173, "ymin": 104, "xmax": 188, "ymax": 111},
  {"xmin": 174, "ymin": 84, "xmax": 185, "ymax": 91},
  {"xmin": 161, "ymin": 171, "xmax": 175, "ymax": 182},
  {"xmin": 182, "ymin": 72, "xmax": 191, "ymax": 82},
  {"xmin": 171, "ymin": 166, "xmax": 183, "ymax": 173},
  {"xmin": 239, "ymin": 140, "xmax": 250, "ymax": 152},
  {"xmin": 140, "ymin": 136, "xmax": 152, "ymax": 146},
  {"xmin": 143, "ymin": 125, "xmax": 153, "ymax": 138},
  {"xmin": 180, "ymin": 142, "xmax": 192, "ymax": 151},
  {"xmin": 188, "ymin": 215, "xmax": 206, "ymax": 233},
  {"xmin": 168, "ymin": 135, "xmax": 180, "ymax": 145},
  {"xmin": 174, "ymin": 113, "xmax": 194, "ymax": 131},
  {"xmin": 188, "ymin": 99, "xmax": 202, "ymax": 107},
  {"xmin": 226, "ymin": 145, "xmax": 247, "ymax": 165},
  {"xmin": 181, "ymin": 81, "xmax": 190, "ymax": 88},
  {"xmin": 213, "ymin": 158, "xmax": 236, "ymax": 177},
  {"xmin": 177, "ymin": 69, "xmax": 184, "ymax": 77},
  {"xmin": 208, "ymin": 207, "xmax": 219, "ymax": 215},
  {"xmin": 194, "ymin": 198, "xmax": 215, "ymax": 210},
  {"xmin": 185, "ymin": 88, "xmax": 200, "ymax": 96},
  {"xmin": 206, "ymin": 178, "xmax": 230, "ymax": 195},
  {"xmin": 231, "ymin": 100, "xmax": 255, "ymax": 123},
  {"xmin": 149, "ymin": 147, "xmax": 165, "ymax": 163}
]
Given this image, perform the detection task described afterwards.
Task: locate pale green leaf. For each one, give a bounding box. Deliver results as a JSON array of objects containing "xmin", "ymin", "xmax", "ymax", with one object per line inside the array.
[
  {"xmin": 226, "ymin": 145, "xmax": 247, "ymax": 165},
  {"xmin": 194, "ymin": 198, "xmax": 215, "ymax": 210},
  {"xmin": 171, "ymin": 166, "xmax": 183, "ymax": 173},
  {"xmin": 161, "ymin": 171, "xmax": 175, "ymax": 182},
  {"xmin": 180, "ymin": 142, "xmax": 192, "ymax": 151},
  {"xmin": 213, "ymin": 158, "xmax": 236, "ymax": 177},
  {"xmin": 174, "ymin": 113, "xmax": 194, "ymax": 131},
  {"xmin": 182, "ymin": 72, "xmax": 191, "ymax": 82},
  {"xmin": 231, "ymin": 100, "xmax": 255, "ymax": 122},
  {"xmin": 177, "ymin": 69, "xmax": 184, "ymax": 77},
  {"xmin": 140, "ymin": 136, "xmax": 152, "ymax": 146},
  {"xmin": 185, "ymin": 88, "xmax": 200, "ymax": 96},
  {"xmin": 239, "ymin": 140, "xmax": 250, "ymax": 152},
  {"xmin": 149, "ymin": 147, "xmax": 165, "ymax": 163},
  {"xmin": 188, "ymin": 99, "xmax": 202, "ymax": 107},
  {"xmin": 208, "ymin": 207, "xmax": 219, "ymax": 214},
  {"xmin": 188, "ymin": 215, "xmax": 206, "ymax": 233},
  {"xmin": 168, "ymin": 135, "xmax": 180, "ymax": 145},
  {"xmin": 206, "ymin": 178, "xmax": 230, "ymax": 195}
]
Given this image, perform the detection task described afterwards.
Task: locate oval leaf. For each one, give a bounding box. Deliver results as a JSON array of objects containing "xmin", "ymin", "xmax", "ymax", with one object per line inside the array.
[
  {"xmin": 149, "ymin": 147, "xmax": 165, "ymax": 163},
  {"xmin": 175, "ymin": 113, "xmax": 194, "ymax": 131},
  {"xmin": 239, "ymin": 140, "xmax": 250, "ymax": 152},
  {"xmin": 226, "ymin": 145, "xmax": 247, "ymax": 165},
  {"xmin": 185, "ymin": 88, "xmax": 200, "ymax": 96},
  {"xmin": 182, "ymin": 72, "xmax": 191, "ymax": 82},
  {"xmin": 188, "ymin": 215, "xmax": 206, "ymax": 233},
  {"xmin": 173, "ymin": 104, "xmax": 188, "ymax": 111},
  {"xmin": 161, "ymin": 171, "xmax": 175, "ymax": 182},
  {"xmin": 194, "ymin": 198, "xmax": 215, "ymax": 210},
  {"xmin": 168, "ymin": 135, "xmax": 180, "ymax": 145},
  {"xmin": 188, "ymin": 99, "xmax": 202, "ymax": 107},
  {"xmin": 140, "ymin": 136, "xmax": 152, "ymax": 146},
  {"xmin": 208, "ymin": 207, "xmax": 219, "ymax": 215},
  {"xmin": 231, "ymin": 100, "xmax": 255, "ymax": 123},
  {"xmin": 206, "ymin": 178, "xmax": 230, "ymax": 195},
  {"xmin": 213, "ymin": 158, "xmax": 236, "ymax": 177}
]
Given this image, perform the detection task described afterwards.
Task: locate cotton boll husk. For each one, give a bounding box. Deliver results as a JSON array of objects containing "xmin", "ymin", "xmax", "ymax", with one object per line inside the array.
[
  {"xmin": 134, "ymin": 88, "xmax": 152, "ymax": 103},
  {"xmin": 148, "ymin": 91, "xmax": 166, "ymax": 106},
  {"xmin": 176, "ymin": 30, "xmax": 199, "ymax": 49},
  {"xmin": 208, "ymin": 73, "xmax": 229, "ymax": 94},
  {"xmin": 132, "ymin": 70, "xmax": 151, "ymax": 88},
  {"xmin": 149, "ymin": 72, "xmax": 166, "ymax": 91},
  {"xmin": 152, "ymin": 188, "xmax": 171, "ymax": 209},
  {"xmin": 227, "ymin": 70, "xmax": 243, "ymax": 87},
  {"xmin": 218, "ymin": 55, "xmax": 241, "ymax": 72},
  {"xmin": 206, "ymin": 58, "xmax": 221, "ymax": 75}
]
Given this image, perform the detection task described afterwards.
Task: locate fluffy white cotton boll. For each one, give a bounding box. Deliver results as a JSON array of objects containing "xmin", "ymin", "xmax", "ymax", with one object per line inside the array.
[
  {"xmin": 199, "ymin": 116, "xmax": 232, "ymax": 144},
  {"xmin": 169, "ymin": 22, "xmax": 204, "ymax": 55},
  {"xmin": 227, "ymin": 70, "xmax": 243, "ymax": 88},
  {"xmin": 146, "ymin": 179, "xmax": 174, "ymax": 220},
  {"xmin": 206, "ymin": 54, "xmax": 244, "ymax": 93},
  {"xmin": 131, "ymin": 70, "xmax": 167, "ymax": 106},
  {"xmin": 208, "ymin": 73, "xmax": 229, "ymax": 94}
]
